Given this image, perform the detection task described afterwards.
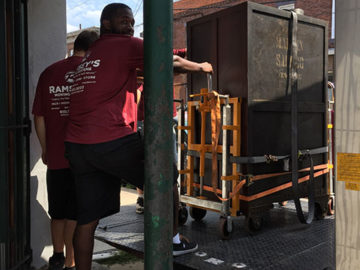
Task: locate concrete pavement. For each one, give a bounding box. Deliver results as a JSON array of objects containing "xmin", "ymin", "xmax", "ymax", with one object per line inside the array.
[{"xmin": 93, "ymin": 187, "xmax": 144, "ymax": 270}]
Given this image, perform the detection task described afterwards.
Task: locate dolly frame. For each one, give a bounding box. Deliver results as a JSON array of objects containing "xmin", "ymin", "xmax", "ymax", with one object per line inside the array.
[{"xmin": 176, "ymin": 88, "xmax": 330, "ymax": 238}]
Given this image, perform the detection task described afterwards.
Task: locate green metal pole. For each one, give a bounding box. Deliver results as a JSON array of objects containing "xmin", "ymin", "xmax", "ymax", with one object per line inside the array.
[
  {"xmin": 0, "ymin": 1, "xmax": 9, "ymax": 269},
  {"xmin": 144, "ymin": 0, "xmax": 173, "ymax": 269}
]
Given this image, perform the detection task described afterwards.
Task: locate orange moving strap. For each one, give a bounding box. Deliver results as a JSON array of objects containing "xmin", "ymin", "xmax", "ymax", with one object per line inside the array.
[
  {"xmin": 193, "ymin": 180, "xmax": 246, "ymax": 202},
  {"xmin": 192, "ymin": 167, "xmax": 328, "ymax": 202},
  {"xmin": 247, "ymin": 163, "xmax": 328, "ymax": 182},
  {"xmin": 239, "ymin": 168, "xmax": 328, "ymax": 201},
  {"xmin": 208, "ymin": 91, "xmax": 222, "ymax": 198}
]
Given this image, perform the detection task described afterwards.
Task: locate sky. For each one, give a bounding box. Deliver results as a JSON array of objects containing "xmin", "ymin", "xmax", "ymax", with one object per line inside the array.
[
  {"xmin": 66, "ymin": 0, "xmax": 145, "ymax": 36},
  {"xmin": 67, "ymin": 0, "xmax": 334, "ymax": 38}
]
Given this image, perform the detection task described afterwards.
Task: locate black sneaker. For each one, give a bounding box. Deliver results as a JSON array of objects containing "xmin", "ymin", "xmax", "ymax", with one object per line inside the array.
[
  {"xmin": 173, "ymin": 239, "xmax": 198, "ymax": 256},
  {"xmin": 136, "ymin": 197, "xmax": 144, "ymax": 214},
  {"xmin": 63, "ymin": 267, "xmax": 75, "ymax": 270},
  {"xmin": 48, "ymin": 254, "xmax": 65, "ymax": 270}
]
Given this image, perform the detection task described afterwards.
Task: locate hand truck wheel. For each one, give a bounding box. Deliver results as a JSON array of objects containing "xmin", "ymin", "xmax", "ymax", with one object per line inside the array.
[
  {"xmin": 244, "ymin": 215, "xmax": 263, "ymax": 235},
  {"xmin": 178, "ymin": 204, "xmax": 188, "ymax": 226},
  {"xmin": 189, "ymin": 207, "xmax": 207, "ymax": 221},
  {"xmin": 219, "ymin": 216, "xmax": 233, "ymax": 240}
]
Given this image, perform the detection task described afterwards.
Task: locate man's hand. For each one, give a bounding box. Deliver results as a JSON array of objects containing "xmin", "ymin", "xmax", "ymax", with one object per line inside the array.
[
  {"xmin": 34, "ymin": 115, "xmax": 47, "ymax": 165},
  {"xmin": 173, "ymin": 55, "xmax": 214, "ymax": 74},
  {"xmin": 41, "ymin": 151, "xmax": 48, "ymax": 165},
  {"xmin": 199, "ymin": 62, "xmax": 213, "ymax": 73}
]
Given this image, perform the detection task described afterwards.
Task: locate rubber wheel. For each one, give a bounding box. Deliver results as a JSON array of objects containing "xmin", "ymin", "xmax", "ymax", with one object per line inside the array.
[
  {"xmin": 189, "ymin": 207, "xmax": 207, "ymax": 221},
  {"xmin": 244, "ymin": 216, "xmax": 263, "ymax": 235},
  {"xmin": 178, "ymin": 205, "xmax": 188, "ymax": 226},
  {"xmin": 315, "ymin": 202, "xmax": 326, "ymax": 220},
  {"xmin": 327, "ymin": 197, "xmax": 335, "ymax": 216},
  {"xmin": 219, "ymin": 217, "xmax": 233, "ymax": 240}
]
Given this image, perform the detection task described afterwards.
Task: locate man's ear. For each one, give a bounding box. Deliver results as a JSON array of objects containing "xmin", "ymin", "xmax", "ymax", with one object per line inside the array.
[{"xmin": 102, "ymin": 19, "xmax": 111, "ymax": 31}]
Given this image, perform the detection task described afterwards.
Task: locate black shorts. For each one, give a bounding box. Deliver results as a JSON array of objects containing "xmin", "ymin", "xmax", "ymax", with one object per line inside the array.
[
  {"xmin": 46, "ymin": 168, "xmax": 77, "ymax": 220},
  {"xmin": 65, "ymin": 132, "xmax": 178, "ymax": 225}
]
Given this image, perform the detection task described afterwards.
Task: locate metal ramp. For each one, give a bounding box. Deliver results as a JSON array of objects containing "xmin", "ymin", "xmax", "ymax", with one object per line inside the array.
[{"xmin": 95, "ymin": 201, "xmax": 334, "ymax": 270}]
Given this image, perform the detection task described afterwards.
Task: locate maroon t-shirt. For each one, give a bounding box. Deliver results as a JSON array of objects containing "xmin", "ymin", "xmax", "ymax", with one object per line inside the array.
[
  {"xmin": 65, "ymin": 34, "xmax": 143, "ymax": 144},
  {"xmin": 32, "ymin": 56, "xmax": 83, "ymax": 169}
]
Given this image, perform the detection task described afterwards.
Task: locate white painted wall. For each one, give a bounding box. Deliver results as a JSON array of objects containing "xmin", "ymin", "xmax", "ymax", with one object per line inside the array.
[
  {"xmin": 27, "ymin": 0, "xmax": 66, "ymax": 268},
  {"xmin": 335, "ymin": 1, "xmax": 360, "ymax": 269}
]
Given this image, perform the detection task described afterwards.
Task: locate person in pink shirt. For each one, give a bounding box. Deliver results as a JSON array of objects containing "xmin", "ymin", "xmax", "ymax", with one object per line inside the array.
[
  {"xmin": 135, "ymin": 50, "xmax": 213, "ymax": 214},
  {"xmin": 32, "ymin": 30, "xmax": 99, "ymax": 270}
]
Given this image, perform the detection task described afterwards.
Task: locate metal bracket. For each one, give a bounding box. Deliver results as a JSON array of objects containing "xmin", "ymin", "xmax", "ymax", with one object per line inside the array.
[{"xmin": 227, "ymin": 216, "xmax": 233, "ymax": 232}]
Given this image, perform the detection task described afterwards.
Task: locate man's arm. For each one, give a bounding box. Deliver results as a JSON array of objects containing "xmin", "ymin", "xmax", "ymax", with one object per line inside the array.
[
  {"xmin": 173, "ymin": 55, "xmax": 213, "ymax": 74},
  {"xmin": 34, "ymin": 115, "xmax": 47, "ymax": 165},
  {"xmin": 173, "ymin": 48, "xmax": 187, "ymax": 58}
]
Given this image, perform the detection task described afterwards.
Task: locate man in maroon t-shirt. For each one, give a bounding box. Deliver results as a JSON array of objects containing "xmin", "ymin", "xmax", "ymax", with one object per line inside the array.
[
  {"xmin": 32, "ymin": 30, "xmax": 98, "ymax": 270},
  {"xmin": 64, "ymin": 3, "xmax": 212, "ymax": 269},
  {"xmin": 135, "ymin": 51, "xmax": 213, "ymax": 214}
]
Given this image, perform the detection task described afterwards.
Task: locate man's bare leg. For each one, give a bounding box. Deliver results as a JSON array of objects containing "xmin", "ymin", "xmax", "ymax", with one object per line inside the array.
[
  {"xmin": 73, "ymin": 220, "xmax": 99, "ymax": 270},
  {"xmin": 64, "ymin": 219, "xmax": 77, "ymax": 268},
  {"xmin": 172, "ymin": 184, "xmax": 198, "ymax": 256},
  {"xmin": 48, "ymin": 219, "xmax": 66, "ymax": 269},
  {"xmin": 51, "ymin": 219, "xmax": 65, "ymax": 252},
  {"xmin": 136, "ymin": 188, "xmax": 144, "ymax": 214},
  {"xmin": 173, "ymin": 184, "xmax": 179, "ymax": 236}
]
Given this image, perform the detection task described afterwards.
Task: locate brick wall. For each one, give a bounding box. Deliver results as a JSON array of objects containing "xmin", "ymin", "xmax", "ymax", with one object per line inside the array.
[
  {"xmin": 172, "ymin": 0, "xmax": 333, "ymax": 100},
  {"xmin": 296, "ymin": 0, "xmax": 332, "ymax": 39},
  {"xmin": 174, "ymin": 0, "xmax": 332, "ymax": 49}
]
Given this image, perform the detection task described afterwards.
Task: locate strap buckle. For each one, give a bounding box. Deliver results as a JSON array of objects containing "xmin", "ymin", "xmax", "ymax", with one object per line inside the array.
[{"xmin": 264, "ymin": 154, "xmax": 278, "ymax": 164}]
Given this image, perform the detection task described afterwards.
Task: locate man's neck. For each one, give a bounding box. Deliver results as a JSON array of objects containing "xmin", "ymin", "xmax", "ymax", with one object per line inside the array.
[{"xmin": 73, "ymin": 50, "xmax": 85, "ymax": 57}]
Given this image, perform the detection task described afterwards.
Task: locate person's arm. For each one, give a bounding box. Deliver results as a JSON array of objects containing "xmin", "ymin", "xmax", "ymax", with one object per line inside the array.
[
  {"xmin": 137, "ymin": 89, "xmax": 142, "ymax": 105},
  {"xmin": 137, "ymin": 88, "xmax": 143, "ymax": 114},
  {"xmin": 173, "ymin": 55, "xmax": 213, "ymax": 74},
  {"xmin": 173, "ymin": 48, "xmax": 187, "ymax": 58},
  {"xmin": 34, "ymin": 115, "xmax": 47, "ymax": 165}
]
